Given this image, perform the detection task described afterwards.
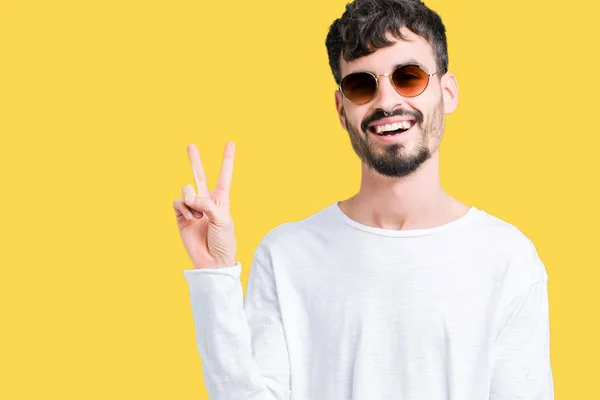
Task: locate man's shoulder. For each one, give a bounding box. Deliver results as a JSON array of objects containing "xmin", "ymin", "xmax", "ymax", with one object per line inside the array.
[
  {"xmin": 472, "ymin": 207, "xmax": 548, "ymax": 287},
  {"xmin": 254, "ymin": 203, "xmax": 335, "ymax": 256},
  {"xmin": 471, "ymin": 207, "xmax": 536, "ymax": 252}
]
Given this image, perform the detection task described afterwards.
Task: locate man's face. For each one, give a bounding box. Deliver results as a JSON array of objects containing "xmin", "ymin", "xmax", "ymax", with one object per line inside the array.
[{"xmin": 335, "ymin": 28, "xmax": 457, "ymax": 178}]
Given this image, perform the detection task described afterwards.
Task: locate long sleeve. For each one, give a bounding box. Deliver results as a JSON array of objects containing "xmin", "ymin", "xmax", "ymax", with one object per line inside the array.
[
  {"xmin": 183, "ymin": 248, "xmax": 291, "ymax": 400},
  {"xmin": 490, "ymin": 276, "xmax": 555, "ymax": 399}
]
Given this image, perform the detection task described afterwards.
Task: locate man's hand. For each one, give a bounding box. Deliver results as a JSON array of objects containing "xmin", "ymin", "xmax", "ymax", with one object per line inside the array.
[{"xmin": 173, "ymin": 142, "xmax": 237, "ymax": 269}]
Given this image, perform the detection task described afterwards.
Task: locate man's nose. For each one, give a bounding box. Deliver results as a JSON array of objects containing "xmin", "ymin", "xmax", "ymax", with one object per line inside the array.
[{"xmin": 372, "ymin": 74, "xmax": 405, "ymax": 110}]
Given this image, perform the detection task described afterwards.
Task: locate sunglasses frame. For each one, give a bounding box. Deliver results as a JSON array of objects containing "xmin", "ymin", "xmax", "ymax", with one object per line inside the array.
[{"xmin": 337, "ymin": 64, "xmax": 443, "ymax": 105}]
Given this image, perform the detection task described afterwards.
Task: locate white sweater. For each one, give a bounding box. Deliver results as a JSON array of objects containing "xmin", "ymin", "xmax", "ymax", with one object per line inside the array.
[{"xmin": 183, "ymin": 202, "xmax": 554, "ymax": 400}]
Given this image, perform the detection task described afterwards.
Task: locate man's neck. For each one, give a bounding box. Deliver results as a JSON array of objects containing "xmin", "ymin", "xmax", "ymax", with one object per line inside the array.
[{"xmin": 338, "ymin": 152, "xmax": 470, "ymax": 230}]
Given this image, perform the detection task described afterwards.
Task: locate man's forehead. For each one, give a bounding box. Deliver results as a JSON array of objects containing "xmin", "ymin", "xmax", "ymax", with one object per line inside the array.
[{"xmin": 340, "ymin": 29, "xmax": 434, "ymax": 75}]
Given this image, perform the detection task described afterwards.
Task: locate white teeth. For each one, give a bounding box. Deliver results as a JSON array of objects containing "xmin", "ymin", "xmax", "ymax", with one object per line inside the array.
[{"xmin": 374, "ymin": 121, "xmax": 414, "ymax": 134}]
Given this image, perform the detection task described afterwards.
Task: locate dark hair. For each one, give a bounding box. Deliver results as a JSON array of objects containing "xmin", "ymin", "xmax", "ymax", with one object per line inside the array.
[{"xmin": 325, "ymin": 0, "xmax": 448, "ymax": 85}]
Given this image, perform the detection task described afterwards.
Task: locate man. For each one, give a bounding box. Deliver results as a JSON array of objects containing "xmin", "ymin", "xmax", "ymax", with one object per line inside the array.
[{"xmin": 173, "ymin": 0, "xmax": 554, "ymax": 398}]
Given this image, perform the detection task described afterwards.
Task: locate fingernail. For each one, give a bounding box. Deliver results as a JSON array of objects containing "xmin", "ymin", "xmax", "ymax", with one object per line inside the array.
[
  {"xmin": 185, "ymin": 212, "xmax": 193, "ymax": 219},
  {"xmin": 185, "ymin": 195, "xmax": 194, "ymax": 204}
]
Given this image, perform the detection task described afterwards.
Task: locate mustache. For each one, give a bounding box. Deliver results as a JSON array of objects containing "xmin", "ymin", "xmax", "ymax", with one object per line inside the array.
[{"xmin": 361, "ymin": 108, "xmax": 423, "ymax": 132}]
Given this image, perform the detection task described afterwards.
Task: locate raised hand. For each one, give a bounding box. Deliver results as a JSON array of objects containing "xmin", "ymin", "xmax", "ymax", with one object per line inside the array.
[{"xmin": 173, "ymin": 142, "xmax": 237, "ymax": 269}]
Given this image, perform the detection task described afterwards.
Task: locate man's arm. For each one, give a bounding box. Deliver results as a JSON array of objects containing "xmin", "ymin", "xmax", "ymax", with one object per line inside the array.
[
  {"xmin": 183, "ymin": 246, "xmax": 291, "ymax": 400},
  {"xmin": 490, "ymin": 263, "xmax": 554, "ymax": 399}
]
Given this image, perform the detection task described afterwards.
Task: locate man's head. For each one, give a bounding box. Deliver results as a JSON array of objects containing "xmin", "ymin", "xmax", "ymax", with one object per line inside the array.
[{"xmin": 325, "ymin": 0, "xmax": 458, "ymax": 178}]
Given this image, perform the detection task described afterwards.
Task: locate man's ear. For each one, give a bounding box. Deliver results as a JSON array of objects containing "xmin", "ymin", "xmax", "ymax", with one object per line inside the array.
[
  {"xmin": 335, "ymin": 89, "xmax": 347, "ymax": 130},
  {"xmin": 441, "ymin": 71, "xmax": 458, "ymax": 114}
]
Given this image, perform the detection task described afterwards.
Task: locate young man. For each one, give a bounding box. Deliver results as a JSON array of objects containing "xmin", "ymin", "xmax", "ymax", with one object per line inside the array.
[{"xmin": 174, "ymin": 0, "xmax": 554, "ymax": 398}]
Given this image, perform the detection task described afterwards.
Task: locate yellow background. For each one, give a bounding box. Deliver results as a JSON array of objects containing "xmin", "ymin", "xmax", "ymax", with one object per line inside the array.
[{"xmin": 1, "ymin": 0, "xmax": 597, "ymax": 398}]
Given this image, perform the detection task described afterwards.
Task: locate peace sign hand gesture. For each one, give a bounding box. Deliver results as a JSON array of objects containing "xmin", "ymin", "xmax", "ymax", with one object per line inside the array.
[{"xmin": 173, "ymin": 142, "xmax": 237, "ymax": 269}]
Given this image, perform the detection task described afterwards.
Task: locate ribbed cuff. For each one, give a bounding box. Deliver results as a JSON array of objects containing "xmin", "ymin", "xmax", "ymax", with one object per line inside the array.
[{"xmin": 183, "ymin": 261, "xmax": 241, "ymax": 279}]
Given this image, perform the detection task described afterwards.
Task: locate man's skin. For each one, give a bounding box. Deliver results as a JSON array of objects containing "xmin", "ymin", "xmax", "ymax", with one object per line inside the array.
[{"xmin": 335, "ymin": 27, "xmax": 470, "ymax": 231}]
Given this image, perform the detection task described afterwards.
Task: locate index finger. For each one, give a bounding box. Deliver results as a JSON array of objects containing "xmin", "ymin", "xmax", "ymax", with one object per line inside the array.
[
  {"xmin": 187, "ymin": 144, "xmax": 209, "ymax": 195},
  {"xmin": 215, "ymin": 141, "xmax": 235, "ymax": 194}
]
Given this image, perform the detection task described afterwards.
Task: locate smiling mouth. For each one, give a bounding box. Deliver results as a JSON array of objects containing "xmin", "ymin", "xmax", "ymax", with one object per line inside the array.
[{"xmin": 368, "ymin": 120, "xmax": 415, "ymax": 136}]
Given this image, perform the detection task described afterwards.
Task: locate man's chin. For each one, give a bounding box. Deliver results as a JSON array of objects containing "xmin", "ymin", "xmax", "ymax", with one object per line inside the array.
[{"xmin": 366, "ymin": 149, "xmax": 432, "ymax": 178}]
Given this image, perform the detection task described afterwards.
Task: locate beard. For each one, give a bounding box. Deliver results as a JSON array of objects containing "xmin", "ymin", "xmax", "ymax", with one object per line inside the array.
[{"xmin": 345, "ymin": 98, "xmax": 445, "ymax": 178}]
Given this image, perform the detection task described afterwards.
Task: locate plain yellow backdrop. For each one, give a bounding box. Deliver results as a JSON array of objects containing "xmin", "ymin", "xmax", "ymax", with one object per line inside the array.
[{"xmin": 1, "ymin": 0, "xmax": 598, "ymax": 398}]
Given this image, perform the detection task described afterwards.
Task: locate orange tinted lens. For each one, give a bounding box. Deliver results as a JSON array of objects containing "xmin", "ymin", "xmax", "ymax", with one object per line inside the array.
[
  {"xmin": 340, "ymin": 72, "xmax": 377, "ymax": 104},
  {"xmin": 391, "ymin": 65, "xmax": 428, "ymax": 97}
]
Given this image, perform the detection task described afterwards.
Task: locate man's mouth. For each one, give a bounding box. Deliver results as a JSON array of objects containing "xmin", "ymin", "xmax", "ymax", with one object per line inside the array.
[{"xmin": 368, "ymin": 120, "xmax": 416, "ymax": 136}]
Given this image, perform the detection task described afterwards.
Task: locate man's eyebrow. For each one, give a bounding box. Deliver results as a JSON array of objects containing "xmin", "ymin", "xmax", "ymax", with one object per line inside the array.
[
  {"xmin": 391, "ymin": 58, "xmax": 429, "ymax": 72},
  {"xmin": 349, "ymin": 58, "xmax": 430, "ymax": 75}
]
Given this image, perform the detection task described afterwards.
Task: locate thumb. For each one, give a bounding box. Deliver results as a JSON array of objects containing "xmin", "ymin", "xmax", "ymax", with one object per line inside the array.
[{"xmin": 184, "ymin": 195, "xmax": 220, "ymax": 221}]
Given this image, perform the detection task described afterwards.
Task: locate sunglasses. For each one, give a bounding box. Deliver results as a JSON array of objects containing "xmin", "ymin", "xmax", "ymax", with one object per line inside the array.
[{"xmin": 338, "ymin": 64, "xmax": 443, "ymax": 105}]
